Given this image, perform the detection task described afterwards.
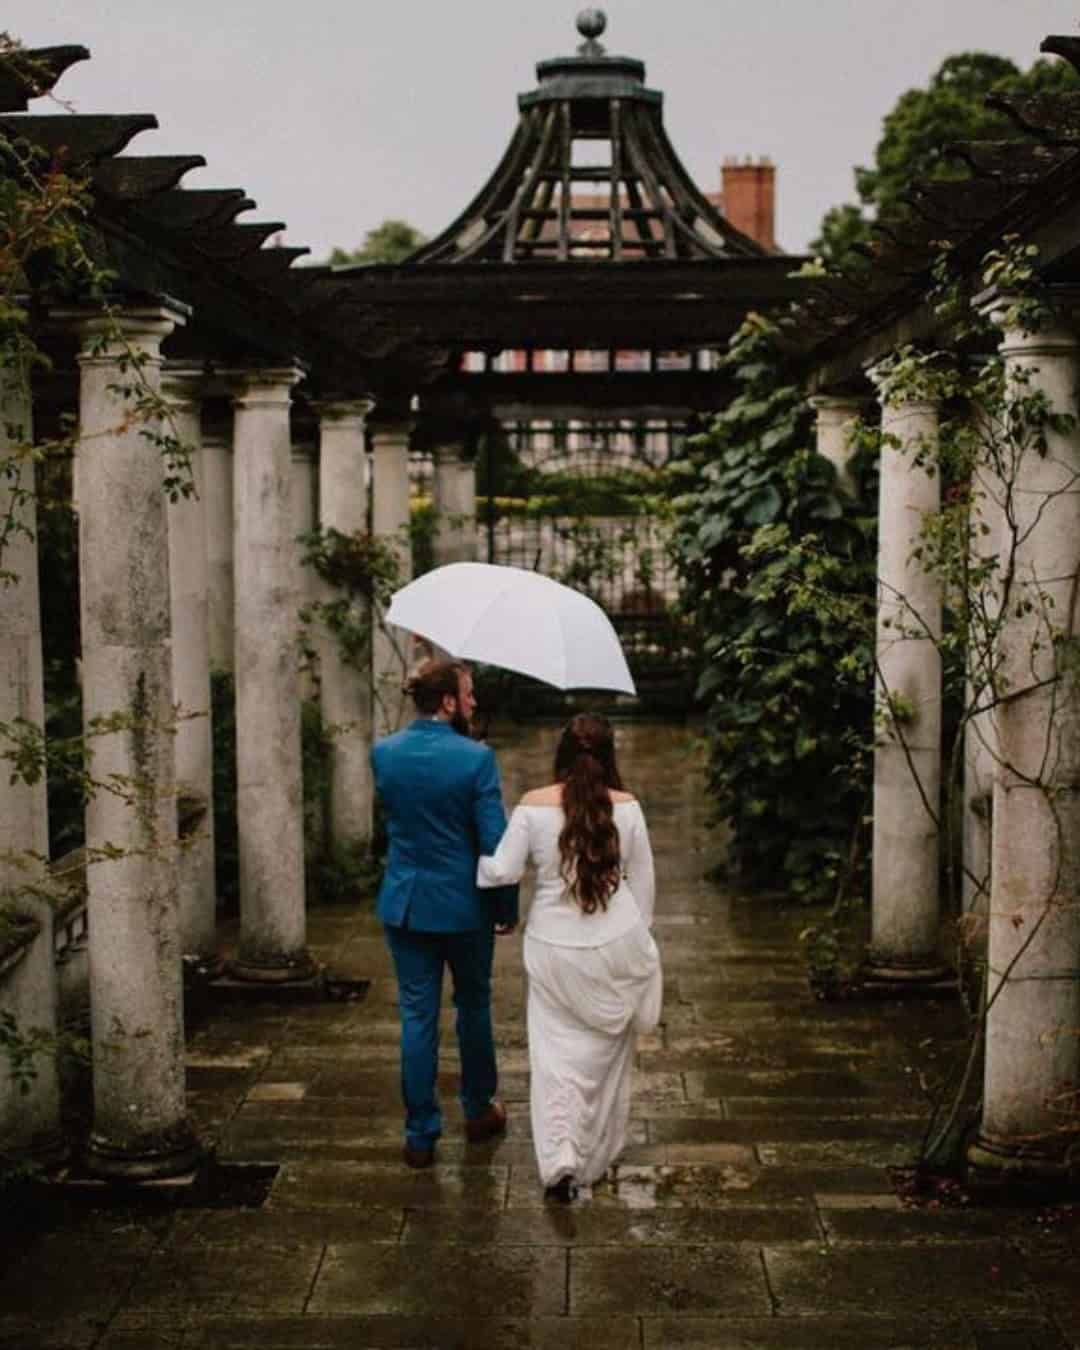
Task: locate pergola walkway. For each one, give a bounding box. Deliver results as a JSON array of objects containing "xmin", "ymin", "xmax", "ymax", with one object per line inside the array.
[{"xmin": 2, "ymin": 722, "xmax": 1078, "ymax": 1348}]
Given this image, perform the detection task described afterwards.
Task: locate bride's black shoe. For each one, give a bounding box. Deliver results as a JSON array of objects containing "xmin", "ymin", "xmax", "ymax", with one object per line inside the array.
[{"xmin": 544, "ymin": 1175, "xmax": 577, "ymax": 1203}]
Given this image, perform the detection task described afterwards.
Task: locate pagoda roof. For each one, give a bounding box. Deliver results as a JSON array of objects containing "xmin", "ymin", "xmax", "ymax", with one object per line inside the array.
[{"xmin": 408, "ymin": 10, "xmax": 773, "ymax": 264}]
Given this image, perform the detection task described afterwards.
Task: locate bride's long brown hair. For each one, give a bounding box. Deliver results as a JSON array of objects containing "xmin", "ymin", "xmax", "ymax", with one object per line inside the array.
[{"xmin": 554, "ymin": 713, "xmax": 625, "ymax": 914}]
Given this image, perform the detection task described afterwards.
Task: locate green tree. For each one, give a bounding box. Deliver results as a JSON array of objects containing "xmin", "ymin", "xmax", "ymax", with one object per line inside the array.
[
  {"xmin": 814, "ymin": 52, "xmax": 1079, "ymax": 264},
  {"xmin": 327, "ymin": 218, "xmax": 427, "ymax": 265}
]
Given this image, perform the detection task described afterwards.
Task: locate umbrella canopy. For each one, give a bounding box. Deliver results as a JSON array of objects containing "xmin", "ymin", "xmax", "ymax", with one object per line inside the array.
[{"xmin": 385, "ymin": 563, "xmax": 636, "ymax": 695}]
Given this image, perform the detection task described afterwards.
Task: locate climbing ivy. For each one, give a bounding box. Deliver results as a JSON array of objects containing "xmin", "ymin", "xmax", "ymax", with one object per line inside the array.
[{"xmin": 669, "ymin": 313, "xmax": 878, "ymax": 902}]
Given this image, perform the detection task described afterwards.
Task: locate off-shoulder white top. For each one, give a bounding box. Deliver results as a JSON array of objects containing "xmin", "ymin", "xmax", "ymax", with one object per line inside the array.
[{"xmin": 477, "ymin": 799, "xmax": 655, "ymax": 948}]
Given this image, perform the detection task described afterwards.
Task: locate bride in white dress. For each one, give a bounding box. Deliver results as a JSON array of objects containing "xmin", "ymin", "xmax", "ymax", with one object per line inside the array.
[{"xmin": 477, "ymin": 713, "xmax": 662, "ymax": 1200}]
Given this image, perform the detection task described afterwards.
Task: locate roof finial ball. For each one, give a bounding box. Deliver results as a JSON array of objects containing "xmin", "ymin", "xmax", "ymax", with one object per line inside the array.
[{"xmin": 576, "ymin": 8, "xmax": 607, "ymax": 54}]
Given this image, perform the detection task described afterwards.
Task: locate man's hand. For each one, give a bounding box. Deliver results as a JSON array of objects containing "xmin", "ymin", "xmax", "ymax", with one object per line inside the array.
[{"xmin": 494, "ymin": 922, "xmax": 518, "ymax": 937}]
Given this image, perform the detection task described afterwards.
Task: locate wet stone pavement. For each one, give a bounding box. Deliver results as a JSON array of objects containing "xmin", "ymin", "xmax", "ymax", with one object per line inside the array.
[{"xmin": 3, "ymin": 720, "xmax": 1080, "ymax": 1348}]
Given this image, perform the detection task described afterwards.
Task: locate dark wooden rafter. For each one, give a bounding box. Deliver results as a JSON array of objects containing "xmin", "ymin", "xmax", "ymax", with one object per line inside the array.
[
  {"xmin": 1040, "ymin": 35, "xmax": 1080, "ymax": 75},
  {"xmin": 94, "ymin": 155, "xmax": 207, "ymax": 200},
  {"xmin": 192, "ymin": 221, "xmax": 287, "ymax": 261},
  {"xmin": 0, "ymin": 44, "xmax": 88, "ymax": 111},
  {"xmin": 986, "ymin": 91, "xmax": 1080, "ymax": 146},
  {"xmin": 0, "ymin": 113, "xmax": 158, "ymax": 164},
  {"xmin": 138, "ymin": 188, "xmax": 254, "ymax": 231},
  {"xmin": 949, "ymin": 139, "xmax": 1074, "ymax": 184},
  {"xmin": 905, "ymin": 177, "xmax": 1024, "ymax": 229}
]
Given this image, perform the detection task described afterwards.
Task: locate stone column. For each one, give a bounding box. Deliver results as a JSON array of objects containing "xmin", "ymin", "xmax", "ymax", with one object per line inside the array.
[
  {"xmin": 291, "ymin": 440, "xmax": 318, "ymax": 701},
  {"xmin": 962, "ymin": 406, "xmax": 1004, "ymax": 921},
  {"xmin": 163, "ymin": 365, "xmax": 217, "ymax": 965},
  {"xmin": 0, "ymin": 352, "xmax": 63, "ymax": 1160},
  {"xmin": 72, "ymin": 306, "xmax": 198, "ymax": 1179},
  {"xmin": 231, "ymin": 368, "xmax": 314, "ymax": 982},
  {"xmin": 202, "ymin": 426, "xmax": 234, "ymax": 673},
  {"xmin": 316, "ymin": 399, "xmax": 375, "ymax": 848},
  {"xmin": 968, "ymin": 313, "xmax": 1080, "ymax": 1181},
  {"xmin": 432, "ymin": 444, "xmax": 478, "ymax": 565},
  {"xmin": 868, "ymin": 382, "xmax": 946, "ymax": 983},
  {"xmin": 809, "ymin": 394, "xmax": 863, "ymax": 496},
  {"xmin": 370, "ymin": 413, "xmax": 413, "ymax": 737}
]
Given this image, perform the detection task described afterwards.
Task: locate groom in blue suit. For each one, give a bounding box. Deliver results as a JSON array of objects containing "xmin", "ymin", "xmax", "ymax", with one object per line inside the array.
[{"xmin": 372, "ymin": 658, "xmax": 518, "ymax": 1167}]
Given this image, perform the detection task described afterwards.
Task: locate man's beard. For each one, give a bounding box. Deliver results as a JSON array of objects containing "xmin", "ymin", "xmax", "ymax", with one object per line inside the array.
[{"xmin": 449, "ymin": 707, "xmax": 472, "ymax": 737}]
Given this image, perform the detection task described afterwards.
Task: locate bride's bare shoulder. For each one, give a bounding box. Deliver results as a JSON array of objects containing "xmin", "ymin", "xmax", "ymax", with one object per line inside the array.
[
  {"xmin": 610, "ymin": 789, "xmax": 637, "ymax": 803},
  {"xmin": 520, "ymin": 785, "xmax": 563, "ymax": 806}
]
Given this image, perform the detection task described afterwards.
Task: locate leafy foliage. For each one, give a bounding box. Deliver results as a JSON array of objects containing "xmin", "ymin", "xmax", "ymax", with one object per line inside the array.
[
  {"xmin": 668, "ymin": 315, "xmax": 877, "ymax": 901},
  {"xmin": 326, "ymin": 218, "xmax": 427, "ymax": 266}
]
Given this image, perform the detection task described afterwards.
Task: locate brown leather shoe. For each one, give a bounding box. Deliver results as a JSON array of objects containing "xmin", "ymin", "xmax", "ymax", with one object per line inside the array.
[
  {"xmin": 465, "ymin": 1099, "xmax": 507, "ymax": 1143},
  {"xmin": 403, "ymin": 1142, "xmax": 436, "ymax": 1169}
]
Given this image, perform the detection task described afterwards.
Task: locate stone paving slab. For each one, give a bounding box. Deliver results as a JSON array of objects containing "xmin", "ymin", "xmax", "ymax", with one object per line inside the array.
[
  {"xmin": 96, "ymin": 1315, "xmax": 643, "ymax": 1349},
  {"xmin": 569, "ymin": 1242, "xmax": 771, "ymax": 1315},
  {"xmin": 306, "ymin": 1242, "xmax": 567, "ymax": 1316},
  {"xmin": 638, "ymin": 1315, "xmax": 1066, "ymax": 1349},
  {"xmin": 399, "ymin": 1202, "xmax": 821, "ymax": 1246},
  {"xmin": 763, "ymin": 1241, "xmax": 1036, "ymax": 1318},
  {"xmin": 269, "ymin": 1160, "xmax": 511, "ymax": 1210},
  {"xmin": 112, "ymin": 1238, "xmax": 323, "ymax": 1324}
]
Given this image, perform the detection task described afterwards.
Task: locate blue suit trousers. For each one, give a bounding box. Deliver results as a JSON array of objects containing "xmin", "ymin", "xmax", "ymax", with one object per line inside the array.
[{"xmin": 384, "ymin": 923, "xmax": 498, "ymax": 1149}]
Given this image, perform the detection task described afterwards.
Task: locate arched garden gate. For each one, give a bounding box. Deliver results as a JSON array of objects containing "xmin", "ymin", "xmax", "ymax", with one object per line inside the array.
[{"xmin": 330, "ymin": 8, "xmax": 804, "ymax": 701}]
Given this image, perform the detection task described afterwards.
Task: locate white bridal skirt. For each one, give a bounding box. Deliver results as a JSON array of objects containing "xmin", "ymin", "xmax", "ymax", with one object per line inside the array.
[{"xmin": 524, "ymin": 922, "xmax": 663, "ymax": 1188}]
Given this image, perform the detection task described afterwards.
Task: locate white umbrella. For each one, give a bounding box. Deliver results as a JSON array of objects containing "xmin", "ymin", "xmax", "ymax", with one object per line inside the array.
[{"xmin": 385, "ymin": 562, "xmax": 636, "ymax": 695}]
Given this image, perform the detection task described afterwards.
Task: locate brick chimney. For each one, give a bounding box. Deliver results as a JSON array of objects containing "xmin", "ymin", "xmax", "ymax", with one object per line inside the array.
[{"xmin": 719, "ymin": 157, "xmax": 776, "ymax": 252}]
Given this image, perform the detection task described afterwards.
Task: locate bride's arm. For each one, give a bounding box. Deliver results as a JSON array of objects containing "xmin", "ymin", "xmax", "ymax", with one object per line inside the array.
[
  {"xmin": 625, "ymin": 804, "xmax": 655, "ymax": 928},
  {"xmin": 477, "ymin": 805, "xmax": 531, "ymax": 887}
]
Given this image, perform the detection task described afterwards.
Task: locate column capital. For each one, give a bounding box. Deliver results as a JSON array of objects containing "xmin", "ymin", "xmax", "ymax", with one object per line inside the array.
[
  {"xmin": 808, "ymin": 393, "xmax": 866, "ymax": 419},
  {"xmin": 369, "ymin": 417, "xmax": 415, "ymax": 444},
  {"xmin": 161, "ymin": 361, "xmax": 210, "ymax": 409},
  {"xmin": 228, "ymin": 365, "xmax": 305, "ymax": 409},
  {"xmin": 56, "ymin": 302, "xmax": 188, "ymax": 362},
  {"xmin": 977, "ymin": 293, "xmax": 1080, "ymax": 360},
  {"xmin": 312, "ymin": 397, "xmax": 375, "ymax": 426},
  {"xmin": 865, "ymin": 360, "xmax": 942, "ymax": 415},
  {"xmin": 431, "ymin": 441, "xmax": 471, "ymax": 465}
]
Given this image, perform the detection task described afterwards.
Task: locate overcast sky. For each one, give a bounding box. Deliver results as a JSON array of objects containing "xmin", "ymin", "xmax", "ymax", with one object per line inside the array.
[{"xmin": 9, "ymin": 1, "xmax": 1080, "ymax": 258}]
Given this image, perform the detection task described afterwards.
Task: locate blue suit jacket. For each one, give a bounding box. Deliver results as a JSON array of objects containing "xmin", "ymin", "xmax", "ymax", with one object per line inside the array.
[{"xmin": 371, "ymin": 719, "xmax": 519, "ymax": 932}]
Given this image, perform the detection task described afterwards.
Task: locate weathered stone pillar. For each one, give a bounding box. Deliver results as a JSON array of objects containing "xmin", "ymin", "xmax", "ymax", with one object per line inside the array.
[
  {"xmin": 316, "ymin": 399, "xmax": 376, "ymax": 848},
  {"xmin": 231, "ymin": 368, "xmax": 314, "ymax": 982},
  {"xmin": 73, "ymin": 306, "xmax": 198, "ymax": 1179},
  {"xmin": 432, "ymin": 444, "xmax": 477, "ymax": 564},
  {"xmin": 962, "ymin": 406, "xmax": 1003, "ymax": 920},
  {"xmin": 202, "ymin": 426, "xmax": 234, "ymax": 672},
  {"xmin": 370, "ymin": 413, "xmax": 413, "ymax": 737},
  {"xmin": 968, "ymin": 312, "xmax": 1080, "ymax": 1181},
  {"xmin": 0, "ymin": 352, "xmax": 62, "ymax": 1160},
  {"xmin": 868, "ymin": 380, "xmax": 946, "ymax": 983},
  {"xmin": 163, "ymin": 366, "xmax": 217, "ymax": 964},
  {"xmin": 291, "ymin": 440, "xmax": 318, "ymax": 701},
  {"xmin": 809, "ymin": 394, "xmax": 863, "ymax": 496}
]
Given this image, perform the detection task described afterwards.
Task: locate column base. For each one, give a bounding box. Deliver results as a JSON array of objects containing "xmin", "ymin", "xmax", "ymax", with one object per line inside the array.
[
  {"xmin": 228, "ymin": 949, "xmax": 320, "ymax": 985},
  {"xmin": 183, "ymin": 951, "xmax": 226, "ymax": 982},
  {"xmin": 84, "ymin": 1117, "xmax": 201, "ymax": 1182},
  {"xmin": 863, "ymin": 951, "xmax": 953, "ymax": 990},
  {"xmin": 967, "ymin": 1131, "xmax": 1080, "ymax": 1192}
]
